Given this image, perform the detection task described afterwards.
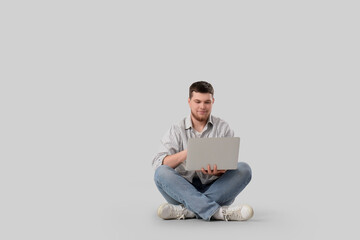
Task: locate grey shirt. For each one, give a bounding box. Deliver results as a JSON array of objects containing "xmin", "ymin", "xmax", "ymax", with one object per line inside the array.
[{"xmin": 152, "ymin": 115, "xmax": 235, "ymax": 184}]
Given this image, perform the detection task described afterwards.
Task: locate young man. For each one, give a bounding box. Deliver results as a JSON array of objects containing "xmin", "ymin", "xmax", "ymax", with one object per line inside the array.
[{"xmin": 152, "ymin": 81, "xmax": 253, "ymax": 221}]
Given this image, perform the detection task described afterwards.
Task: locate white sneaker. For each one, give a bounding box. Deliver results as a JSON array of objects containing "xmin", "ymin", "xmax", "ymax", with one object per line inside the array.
[
  {"xmin": 222, "ymin": 204, "xmax": 254, "ymax": 221},
  {"xmin": 157, "ymin": 203, "xmax": 196, "ymax": 220}
]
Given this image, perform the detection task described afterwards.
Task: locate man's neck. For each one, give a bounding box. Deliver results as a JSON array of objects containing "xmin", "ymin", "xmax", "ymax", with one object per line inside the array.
[{"xmin": 190, "ymin": 115, "xmax": 208, "ymax": 133}]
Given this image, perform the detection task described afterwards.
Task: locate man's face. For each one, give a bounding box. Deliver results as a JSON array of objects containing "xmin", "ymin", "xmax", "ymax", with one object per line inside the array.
[{"xmin": 188, "ymin": 92, "xmax": 214, "ymax": 122}]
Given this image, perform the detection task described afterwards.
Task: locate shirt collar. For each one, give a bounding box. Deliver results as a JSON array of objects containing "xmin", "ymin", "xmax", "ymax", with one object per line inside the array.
[{"xmin": 185, "ymin": 114, "xmax": 213, "ymax": 130}]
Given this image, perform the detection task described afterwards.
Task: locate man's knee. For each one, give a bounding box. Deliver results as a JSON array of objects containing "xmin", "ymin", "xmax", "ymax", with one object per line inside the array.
[
  {"xmin": 154, "ymin": 165, "xmax": 174, "ymax": 183},
  {"xmin": 236, "ymin": 162, "xmax": 252, "ymax": 181}
]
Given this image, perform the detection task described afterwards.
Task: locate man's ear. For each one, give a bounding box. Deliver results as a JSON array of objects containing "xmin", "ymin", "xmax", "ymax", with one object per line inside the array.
[
  {"xmin": 188, "ymin": 98, "xmax": 191, "ymax": 105},
  {"xmin": 212, "ymin": 97, "xmax": 215, "ymax": 104}
]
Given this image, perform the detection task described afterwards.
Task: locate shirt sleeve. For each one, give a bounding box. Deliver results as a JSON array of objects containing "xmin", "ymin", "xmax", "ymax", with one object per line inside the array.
[
  {"xmin": 219, "ymin": 119, "xmax": 234, "ymax": 137},
  {"xmin": 224, "ymin": 124, "xmax": 235, "ymax": 137},
  {"xmin": 152, "ymin": 125, "xmax": 181, "ymax": 170}
]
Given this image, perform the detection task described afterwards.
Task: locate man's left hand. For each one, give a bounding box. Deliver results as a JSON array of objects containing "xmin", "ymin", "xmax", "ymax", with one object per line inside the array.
[{"xmin": 201, "ymin": 164, "xmax": 226, "ymax": 176}]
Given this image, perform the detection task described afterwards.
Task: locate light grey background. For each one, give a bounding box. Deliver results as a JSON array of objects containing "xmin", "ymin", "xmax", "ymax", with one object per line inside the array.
[{"xmin": 1, "ymin": 1, "xmax": 359, "ymax": 239}]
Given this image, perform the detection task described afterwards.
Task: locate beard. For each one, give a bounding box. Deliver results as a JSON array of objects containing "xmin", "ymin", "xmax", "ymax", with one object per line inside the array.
[{"xmin": 190, "ymin": 109, "xmax": 210, "ymax": 123}]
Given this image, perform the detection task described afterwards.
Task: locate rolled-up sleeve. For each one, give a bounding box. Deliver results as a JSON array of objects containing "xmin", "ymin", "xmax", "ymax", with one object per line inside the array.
[{"xmin": 152, "ymin": 125, "xmax": 181, "ymax": 170}]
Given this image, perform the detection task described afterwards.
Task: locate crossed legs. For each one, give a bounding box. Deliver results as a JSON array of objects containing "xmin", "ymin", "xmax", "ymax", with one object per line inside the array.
[{"xmin": 154, "ymin": 162, "xmax": 252, "ymax": 220}]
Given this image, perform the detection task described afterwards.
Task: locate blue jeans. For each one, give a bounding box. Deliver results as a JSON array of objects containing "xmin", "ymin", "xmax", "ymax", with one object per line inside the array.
[{"xmin": 154, "ymin": 162, "xmax": 252, "ymax": 220}]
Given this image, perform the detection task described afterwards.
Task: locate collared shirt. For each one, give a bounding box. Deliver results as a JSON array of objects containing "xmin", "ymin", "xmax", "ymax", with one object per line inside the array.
[{"xmin": 152, "ymin": 114, "xmax": 234, "ymax": 184}]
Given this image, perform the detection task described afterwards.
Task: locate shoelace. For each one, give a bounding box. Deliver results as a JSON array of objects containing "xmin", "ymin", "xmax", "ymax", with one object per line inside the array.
[
  {"xmin": 170, "ymin": 205, "xmax": 186, "ymax": 220},
  {"xmin": 177, "ymin": 214, "xmax": 186, "ymax": 220},
  {"xmin": 222, "ymin": 206, "xmax": 242, "ymax": 221},
  {"xmin": 222, "ymin": 208, "xmax": 230, "ymax": 222}
]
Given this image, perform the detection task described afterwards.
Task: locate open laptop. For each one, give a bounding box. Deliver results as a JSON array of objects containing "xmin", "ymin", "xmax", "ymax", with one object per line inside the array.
[{"xmin": 185, "ymin": 137, "xmax": 240, "ymax": 171}]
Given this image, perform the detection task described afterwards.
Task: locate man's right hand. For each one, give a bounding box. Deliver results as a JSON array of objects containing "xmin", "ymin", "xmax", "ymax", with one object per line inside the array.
[{"xmin": 162, "ymin": 149, "xmax": 187, "ymax": 169}]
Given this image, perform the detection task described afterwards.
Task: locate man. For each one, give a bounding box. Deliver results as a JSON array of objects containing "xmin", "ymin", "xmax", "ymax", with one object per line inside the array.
[{"xmin": 152, "ymin": 81, "xmax": 253, "ymax": 221}]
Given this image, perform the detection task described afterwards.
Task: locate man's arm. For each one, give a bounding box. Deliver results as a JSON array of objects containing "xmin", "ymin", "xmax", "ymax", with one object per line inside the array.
[
  {"xmin": 152, "ymin": 125, "xmax": 184, "ymax": 170},
  {"xmin": 162, "ymin": 149, "xmax": 187, "ymax": 169}
]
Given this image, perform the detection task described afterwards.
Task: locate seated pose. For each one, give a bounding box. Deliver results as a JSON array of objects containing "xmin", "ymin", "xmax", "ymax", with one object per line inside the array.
[{"xmin": 152, "ymin": 81, "xmax": 253, "ymax": 221}]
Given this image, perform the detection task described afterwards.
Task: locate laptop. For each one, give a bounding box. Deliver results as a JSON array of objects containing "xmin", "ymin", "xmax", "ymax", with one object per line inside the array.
[{"xmin": 185, "ymin": 137, "xmax": 240, "ymax": 171}]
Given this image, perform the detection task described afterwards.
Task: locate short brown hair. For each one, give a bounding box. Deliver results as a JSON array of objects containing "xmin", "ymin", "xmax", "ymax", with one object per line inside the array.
[{"xmin": 189, "ymin": 81, "xmax": 214, "ymax": 99}]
